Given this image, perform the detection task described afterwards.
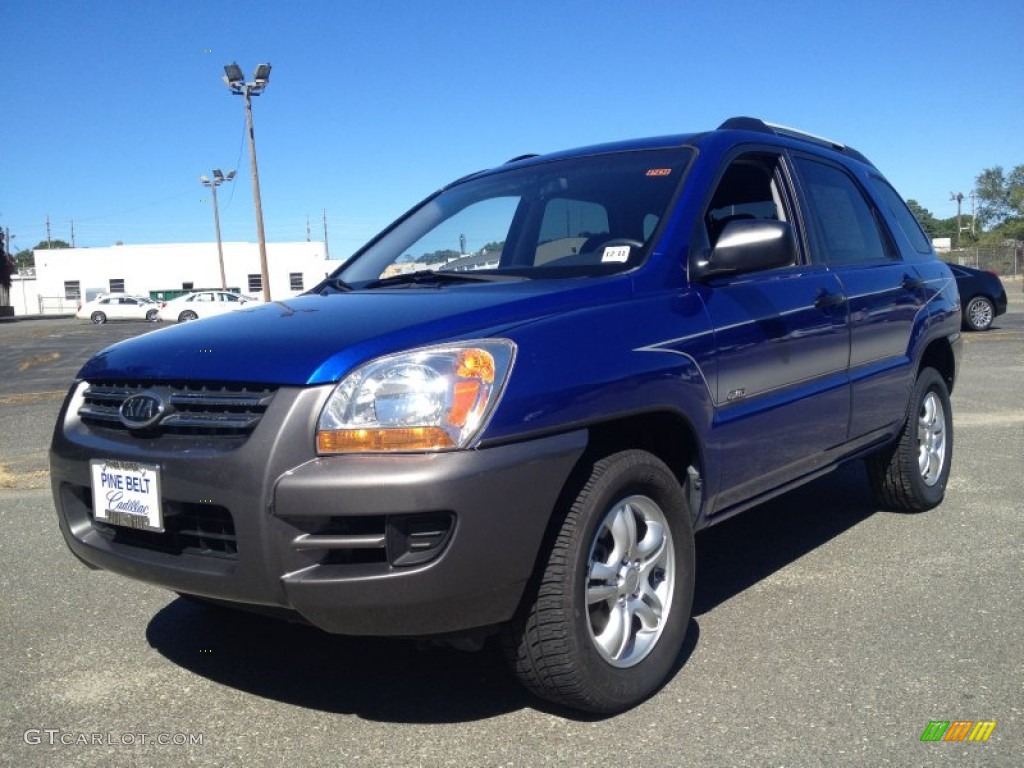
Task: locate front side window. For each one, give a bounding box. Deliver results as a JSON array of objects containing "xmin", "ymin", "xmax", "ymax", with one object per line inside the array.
[
  {"xmin": 795, "ymin": 157, "xmax": 894, "ymax": 265},
  {"xmin": 336, "ymin": 148, "xmax": 692, "ymax": 285},
  {"xmin": 704, "ymin": 152, "xmax": 791, "ymax": 249}
]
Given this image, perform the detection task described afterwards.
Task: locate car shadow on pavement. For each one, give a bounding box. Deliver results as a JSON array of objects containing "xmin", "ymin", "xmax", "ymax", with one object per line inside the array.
[
  {"xmin": 693, "ymin": 459, "xmax": 876, "ymax": 615},
  {"xmin": 146, "ymin": 596, "xmax": 701, "ymax": 723},
  {"xmin": 146, "ymin": 598, "xmax": 533, "ymax": 722},
  {"xmin": 145, "ymin": 461, "xmax": 874, "ymax": 722}
]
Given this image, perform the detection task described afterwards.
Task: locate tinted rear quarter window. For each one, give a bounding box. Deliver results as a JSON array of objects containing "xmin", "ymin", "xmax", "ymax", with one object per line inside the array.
[{"xmin": 869, "ymin": 177, "xmax": 933, "ymax": 254}]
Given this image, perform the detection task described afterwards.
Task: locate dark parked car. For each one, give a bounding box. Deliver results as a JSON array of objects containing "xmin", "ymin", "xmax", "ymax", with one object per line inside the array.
[
  {"xmin": 51, "ymin": 117, "xmax": 962, "ymax": 714},
  {"xmin": 949, "ymin": 263, "xmax": 1008, "ymax": 331}
]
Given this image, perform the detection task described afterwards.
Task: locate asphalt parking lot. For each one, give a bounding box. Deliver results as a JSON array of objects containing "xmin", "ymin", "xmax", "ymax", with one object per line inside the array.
[{"xmin": 2, "ymin": 284, "xmax": 1022, "ymax": 767}]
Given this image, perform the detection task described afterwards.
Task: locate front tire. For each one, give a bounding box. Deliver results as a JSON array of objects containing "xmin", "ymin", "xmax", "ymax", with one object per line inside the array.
[
  {"xmin": 505, "ymin": 450, "xmax": 695, "ymax": 714},
  {"xmin": 867, "ymin": 367, "xmax": 953, "ymax": 511},
  {"xmin": 964, "ymin": 295, "xmax": 994, "ymax": 331}
]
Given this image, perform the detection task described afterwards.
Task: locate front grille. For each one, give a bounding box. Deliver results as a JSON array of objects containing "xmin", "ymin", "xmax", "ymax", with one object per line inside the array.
[{"xmin": 79, "ymin": 381, "xmax": 276, "ymax": 437}]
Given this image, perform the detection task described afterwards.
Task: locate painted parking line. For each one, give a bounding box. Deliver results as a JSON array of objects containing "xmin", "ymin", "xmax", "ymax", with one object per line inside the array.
[
  {"xmin": 17, "ymin": 352, "xmax": 61, "ymax": 371},
  {"xmin": 0, "ymin": 391, "xmax": 67, "ymax": 405}
]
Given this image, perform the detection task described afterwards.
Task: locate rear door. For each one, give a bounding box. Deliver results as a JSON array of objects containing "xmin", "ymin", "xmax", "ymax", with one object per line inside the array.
[
  {"xmin": 791, "ymin": 155, "xmax": 925, "ymax": 441},
  {"xmin": 116, "ymin": 297, "xmax": 143, "ymax": 320}
]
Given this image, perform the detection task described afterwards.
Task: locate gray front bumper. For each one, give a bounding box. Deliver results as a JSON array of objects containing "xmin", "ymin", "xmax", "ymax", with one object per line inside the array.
[{"xmin": 51, "ymin": 383, "xmax": 587, "ymax": 636}]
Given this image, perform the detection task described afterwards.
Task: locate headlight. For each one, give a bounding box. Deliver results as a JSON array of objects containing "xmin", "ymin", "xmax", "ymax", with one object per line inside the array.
[{"xmin": 317, "ymin": 339, "xmax": 516, "ymax": 453}]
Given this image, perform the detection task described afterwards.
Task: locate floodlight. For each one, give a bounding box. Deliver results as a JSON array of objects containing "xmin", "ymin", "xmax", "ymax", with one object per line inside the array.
[
  {"xmin": 223, "ymin": 63, "xmax": 244, "ymax": 86},
  {"xmin": 254, "ymin": 63, "xmax": 272, "ymax": 84}
]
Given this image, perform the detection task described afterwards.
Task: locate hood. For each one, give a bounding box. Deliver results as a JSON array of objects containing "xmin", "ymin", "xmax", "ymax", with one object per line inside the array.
[{"xmin": 78, "ymin": 281, "xmax": 629, "ymax": 385}]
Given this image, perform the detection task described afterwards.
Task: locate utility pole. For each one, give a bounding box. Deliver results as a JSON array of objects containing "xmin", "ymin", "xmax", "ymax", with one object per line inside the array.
[
  {"xmin": 323, "ymin": 209, "xmax": 330, "ymax": 259},
  {"xmin": 306, "ymin": 214, "xmax": 311, "ymax": 242},
  {"xmin": 969, "ymin": 191, "xmax": 977, "ymax": 237},
  {"xmin": 46, "ymin": 214, "xmax": 52, "ymax": 249},
  {"xmin": 70, "ymin": 220, "xmax": 76, "ymax": 247}
]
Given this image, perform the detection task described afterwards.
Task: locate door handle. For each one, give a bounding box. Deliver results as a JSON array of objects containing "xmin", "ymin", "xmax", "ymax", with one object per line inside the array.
[
  {"xmin": 902, "ymin": 276, "xmax": 925, "ymax": 291},
  {"xmin": 814, "ymin": 291, "xmax": 847, "ymax": 309}
]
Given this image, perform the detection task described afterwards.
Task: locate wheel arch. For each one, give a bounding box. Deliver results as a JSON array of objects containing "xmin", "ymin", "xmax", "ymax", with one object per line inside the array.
[
  {"xmin": 918, "ymin": 336, "xmax": 957, "ymax": 395},
  {"xmin": 584, "ymin": 410, "xmax": 702, "ymax": 497}
]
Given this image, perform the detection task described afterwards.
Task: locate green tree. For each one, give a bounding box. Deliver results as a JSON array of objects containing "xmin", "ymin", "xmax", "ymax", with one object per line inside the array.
[
  {"xmin": 416, "ymin": 249, "xmax": 460, "ymax": 265},
  {"xmin": 974, "ymin": 165, "xmax": 1024, "ymax": 231},
  {"xmin": 34, "ymin": 239, "xmax": 71, "ymax": 250},
  {"xmin": 1, "ymin": 254, "xmax": 12, "ymax": 290},
  {"xmin": 14, "ymin": 249, "xmax": 35, "ymax": 272}
]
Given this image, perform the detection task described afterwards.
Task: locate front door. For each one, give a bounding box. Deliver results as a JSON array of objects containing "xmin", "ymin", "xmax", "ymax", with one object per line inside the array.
[{"xmin": 698, "ymin": 151, "xmax": 851, "ymax": 513}]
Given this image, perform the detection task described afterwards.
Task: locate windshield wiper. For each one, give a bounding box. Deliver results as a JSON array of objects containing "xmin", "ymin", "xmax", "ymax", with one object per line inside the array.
[
  {"xmin": 363, "ymin": 270, "xmax": 522, "ymax": 289},
  {"xmin": 313, "ymin": 276, "xmax": 356, "ymax": 295}
]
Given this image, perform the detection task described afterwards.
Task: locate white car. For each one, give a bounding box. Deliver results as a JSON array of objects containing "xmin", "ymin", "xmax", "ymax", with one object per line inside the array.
[
  {"xmin": 77, "ymin": 295, "xmax": 161, "ymax": 324},
  {"xmin": 157, "ymin": 290, "xmax": 260, "ymax": 323}
]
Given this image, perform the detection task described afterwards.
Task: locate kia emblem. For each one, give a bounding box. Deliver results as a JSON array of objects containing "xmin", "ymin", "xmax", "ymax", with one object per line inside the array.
[{"xmin": 119, "ymin": 392, "xmax": 166, "ymax": 429}]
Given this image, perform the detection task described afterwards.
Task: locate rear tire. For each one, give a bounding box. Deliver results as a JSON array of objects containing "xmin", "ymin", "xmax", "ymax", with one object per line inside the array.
[
  {"xmin": 91, "ymin": 312, "xmax": 107, "ymax": 325},
  {"xmin": 964, "ymin": 295, "xmax": 994, "ymax": 331},
  {"xmin": 178, "ymin": 310, "xmax": 198, "ymax": 322},
  {"xmin": 146, "ymin": 308, "xmax": 159, "ymax": 322},
  {"xmin": 505, "ymin": 450, "xmax": 694, "ymax": 714},
  {"xmin": 867, "ymin": 367, "xmax": 953, "ymax": 511}
]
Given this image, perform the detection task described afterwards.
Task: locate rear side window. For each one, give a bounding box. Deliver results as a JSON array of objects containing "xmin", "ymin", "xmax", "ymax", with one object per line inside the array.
[
  {"xmin": 795, "ymin": 157, "xmax": 895, "ymax": 265},
  {"xmin": 869, "ymin": 177, "xmax": 932, "ymax": 254}
]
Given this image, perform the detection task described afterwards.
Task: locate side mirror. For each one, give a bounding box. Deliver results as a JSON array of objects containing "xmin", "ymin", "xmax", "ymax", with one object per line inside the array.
[{"xmin": 691, "ymin": 219, "xmax": 796, "ymax": 281}]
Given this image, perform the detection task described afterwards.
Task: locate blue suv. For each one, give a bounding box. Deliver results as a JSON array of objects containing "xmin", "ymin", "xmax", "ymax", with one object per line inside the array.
[{"xmin": 51, "ymin": 117, "xmax": 961, "ymax": 713}]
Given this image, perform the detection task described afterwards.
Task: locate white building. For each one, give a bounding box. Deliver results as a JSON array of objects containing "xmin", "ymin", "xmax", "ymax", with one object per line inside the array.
[{"xmin": 32, "ymin": 241, "xmax": 339, "ymax": 313}]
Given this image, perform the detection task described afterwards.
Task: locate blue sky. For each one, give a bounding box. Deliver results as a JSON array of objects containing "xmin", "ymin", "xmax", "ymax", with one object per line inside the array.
[{"xmin": 2, "ymin": 0, "xmax": 1022, "ymax": 256}]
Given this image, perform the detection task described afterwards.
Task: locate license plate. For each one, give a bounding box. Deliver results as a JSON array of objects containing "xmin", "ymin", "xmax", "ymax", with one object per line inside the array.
[{"xmin": 90, "ymin": 460, "xmax": 163, "ymax": 532}]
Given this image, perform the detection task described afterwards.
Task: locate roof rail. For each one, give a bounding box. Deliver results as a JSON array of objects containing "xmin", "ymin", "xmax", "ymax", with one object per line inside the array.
[
  {"xmin": 717, "ymin": 116, "xmax": 873, "ymax": 166},
  {"xmin": 505, "ymin": 153, "xmax": 539, "ymax": 164}
]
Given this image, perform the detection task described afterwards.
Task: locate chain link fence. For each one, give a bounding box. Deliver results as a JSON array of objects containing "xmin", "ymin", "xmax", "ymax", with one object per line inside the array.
[{"xmin": 941, "ymin": 243, "xmax": 1023, "ymax": 277}]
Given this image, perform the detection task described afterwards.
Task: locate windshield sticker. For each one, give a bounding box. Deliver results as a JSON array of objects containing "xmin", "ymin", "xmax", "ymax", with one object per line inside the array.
[
  {"xmin": 645, "ymin": 168, "xmax": 672, "ymax": 177},
  {"xmin": 601, "ymin": 246, "xmax": 631, "ymax": 263}
]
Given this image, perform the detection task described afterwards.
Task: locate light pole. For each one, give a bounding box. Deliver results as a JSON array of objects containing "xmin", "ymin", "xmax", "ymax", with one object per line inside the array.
[
  {"xmin": 223, "ymin": 62, "xmax": 272, "ymax": 302},
  {"xmin": 201, "ymin": 169, "xmax": 235, "ymax": 290},
  {"xmin": 950, "ymin": 191, "xmax": 965, "ymax": 249}
]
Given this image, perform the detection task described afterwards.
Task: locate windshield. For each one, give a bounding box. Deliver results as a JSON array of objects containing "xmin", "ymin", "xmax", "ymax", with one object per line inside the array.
[{"xmin": 335, "ymin": 147, "xmax": 692, "ymax": 286}]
